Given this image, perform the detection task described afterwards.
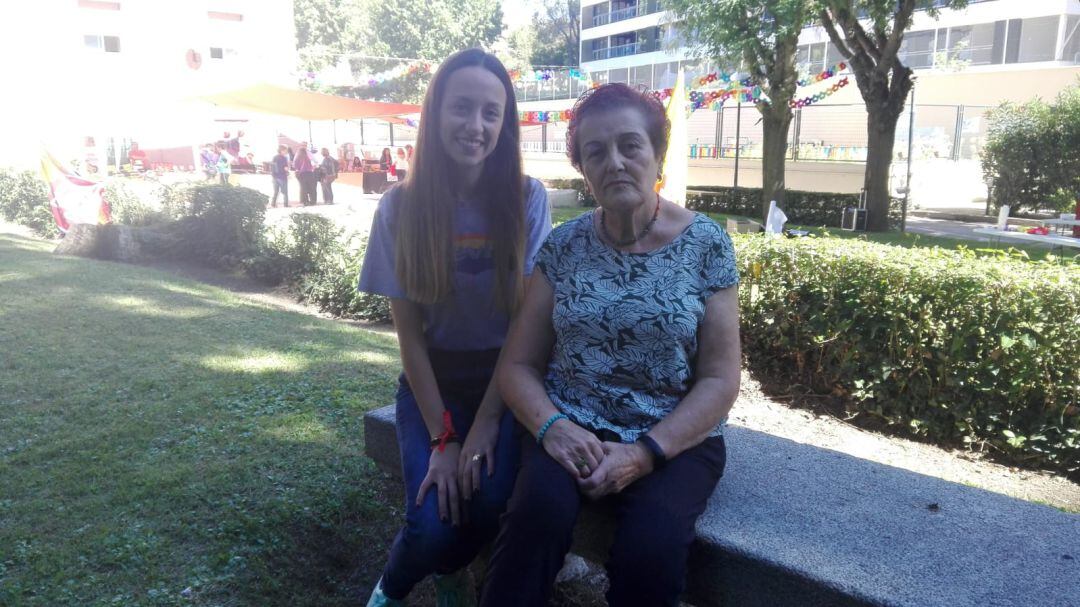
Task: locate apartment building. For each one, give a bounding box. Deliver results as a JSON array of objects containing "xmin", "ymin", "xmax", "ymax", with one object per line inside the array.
[{"xmin": 518, "ymin": 0, "xmax": 1080, "ymax": 202}]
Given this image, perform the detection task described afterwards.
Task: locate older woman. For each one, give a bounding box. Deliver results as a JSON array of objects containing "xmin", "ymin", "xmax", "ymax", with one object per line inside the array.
[{"xmin": 480, "ymin": 83, "xmax": 741, "ymax": 607}]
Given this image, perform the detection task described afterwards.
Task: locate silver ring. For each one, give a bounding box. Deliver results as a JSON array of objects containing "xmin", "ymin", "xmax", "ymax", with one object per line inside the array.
[{"xmin": 472, "ymin": 454, "xmax": 482, "ymax": 462}]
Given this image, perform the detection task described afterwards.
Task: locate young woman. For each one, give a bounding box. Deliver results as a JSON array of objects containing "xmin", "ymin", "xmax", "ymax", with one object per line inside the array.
[{"xmin": 358, "ymin": 48, "xmax": 551, "ymax": 607}]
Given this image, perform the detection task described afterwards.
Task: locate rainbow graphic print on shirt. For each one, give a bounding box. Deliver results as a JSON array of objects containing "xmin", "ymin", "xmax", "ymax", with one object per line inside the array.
[{"xmin": 455, "ymin": 233, "xmax": 494, "ymax": 287}]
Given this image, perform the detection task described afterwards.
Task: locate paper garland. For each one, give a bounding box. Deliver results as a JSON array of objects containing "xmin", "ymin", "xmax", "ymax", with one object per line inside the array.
[
  {"xmin": 798, "ymin": 62, "xmax": 846, "ymax": 88},
  {"xmin": 788, "ymin": 76, "xmax": 849, "ymax": 108},
  {"xmin": 519, "ymin": 110, "xmax": 573, "ymax": 123},
  {"xmin": 510, "ymin": 68, "xmax": 594, "ymax": 85},
  {"xmin": 355, "ymin": 61, "xmax": 432, "ymax": 87},
  {"xmin": 515, "ymin": 62, "xmax": 850, "ymax": 122}
]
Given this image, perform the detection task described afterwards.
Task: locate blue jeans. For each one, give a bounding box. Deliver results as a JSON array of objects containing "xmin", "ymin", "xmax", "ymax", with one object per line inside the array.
[
  {"xmin": 480, "ymin": 432, "xmax": 726, "ymax": 607},
  {"xmin": 380, "ymin": 349, "xmax": 521, "ymax": 600},
  {"xmin": 271, "ymin": 176, "xmax": 288, "ymax": 205}
]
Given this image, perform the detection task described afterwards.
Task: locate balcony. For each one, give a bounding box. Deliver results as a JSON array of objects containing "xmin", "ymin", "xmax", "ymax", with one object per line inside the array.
[
  {"xmin": 585, "ymin": 1, "xmax": 663, "ymax": 29},
  {"xmin": 589, "ymin": 39, "xmax": 660, "ymax": 61}
]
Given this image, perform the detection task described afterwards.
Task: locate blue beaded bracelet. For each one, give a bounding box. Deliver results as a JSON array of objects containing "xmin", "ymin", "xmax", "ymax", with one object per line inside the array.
[{"xmin": 536, "ymin": 413, "xmax": 568, "ymax": 445}]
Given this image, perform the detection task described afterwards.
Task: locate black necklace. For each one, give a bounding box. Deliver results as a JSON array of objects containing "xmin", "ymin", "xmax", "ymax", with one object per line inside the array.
[{"xmin": 600, "ymin": 193, "xmax": 661, "ymax": 247}]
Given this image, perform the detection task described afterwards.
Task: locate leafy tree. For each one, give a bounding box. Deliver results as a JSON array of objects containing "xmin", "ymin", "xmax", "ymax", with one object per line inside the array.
[
  {"xmin": 530, "ymin": 0, "xmax": 580, "ymax": 66},
  {"xmin": 294, "ymin": 0, "xmax": 503, "ymax": 102},
  {"xmin": 667, "ymin": 0, "xmax": 814, "ymax": 217},
  {"xmin": 817, "ymin": 0, "xmax": 967, "ymax": 231},
  {"xmin": 496, "ymin": 26, "xmax": 539, "ymax": 73},
  {"xmin": 293, "ymin": 0, "xmax": 367, "ymax": 73},
  {"xmin": 982, "ymin": 85, "xmax": 1080, "ymax": 215}
]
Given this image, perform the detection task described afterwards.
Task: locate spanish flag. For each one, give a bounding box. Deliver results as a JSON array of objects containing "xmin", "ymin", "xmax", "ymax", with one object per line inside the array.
[
  {"xmin": 39, "ymin": 152, "xmax": 111, "ymax": 233},
  {"xmin": 658, "ymin": 68, "xmax": 688, "ymax": 207}
]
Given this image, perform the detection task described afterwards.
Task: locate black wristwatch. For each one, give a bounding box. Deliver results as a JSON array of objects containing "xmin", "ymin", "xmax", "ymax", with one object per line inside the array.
[{"xmin": 638, "ymin": 435, "xmax": 667, "ymax": 470}]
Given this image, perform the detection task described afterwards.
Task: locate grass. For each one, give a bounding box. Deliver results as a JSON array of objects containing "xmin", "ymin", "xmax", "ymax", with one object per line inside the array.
[
  {"xmin": 551, "ymin": 206, "xmax": 1074, "ymax": 263},
  {"xmin": 0, "ymin": 232, "xmax": 405, "ymax": 606}
]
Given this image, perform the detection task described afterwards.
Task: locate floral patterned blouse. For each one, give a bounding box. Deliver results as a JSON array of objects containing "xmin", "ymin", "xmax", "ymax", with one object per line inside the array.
[{"xmin": 535, "ymin": 211, "xmax": 739, "ymax": 443}]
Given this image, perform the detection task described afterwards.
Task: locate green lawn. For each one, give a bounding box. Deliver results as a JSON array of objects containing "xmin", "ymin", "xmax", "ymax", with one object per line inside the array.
[{"xmin": 0, "ymin": 232, "xmax": 404, "ymax": 606}]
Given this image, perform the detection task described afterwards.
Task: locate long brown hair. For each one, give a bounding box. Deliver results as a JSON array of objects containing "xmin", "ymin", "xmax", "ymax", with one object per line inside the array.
[{"xmin": 394, "ymin": 48, "xmax": 525, "ymax": 313}]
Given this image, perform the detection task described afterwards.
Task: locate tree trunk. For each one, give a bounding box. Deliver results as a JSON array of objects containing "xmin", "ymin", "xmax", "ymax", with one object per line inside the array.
[
  {"xmin": 864, "ymin": 107, "xmax": 900, "ymax": 232},
  {"xmin": 760, "ymin": 109, "xmax": 792, "ymax": 221}
]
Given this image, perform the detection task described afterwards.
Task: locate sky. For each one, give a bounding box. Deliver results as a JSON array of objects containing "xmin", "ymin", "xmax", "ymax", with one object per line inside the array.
[{"xmin": 502, "ymin": 0, "xmax": 543, "ymax": 31}]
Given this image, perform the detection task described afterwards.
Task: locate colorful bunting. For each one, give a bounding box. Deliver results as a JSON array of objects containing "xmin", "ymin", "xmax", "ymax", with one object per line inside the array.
[{"xmin": 788, "ymin": 77, "xmax": 850, "ymax": 108}]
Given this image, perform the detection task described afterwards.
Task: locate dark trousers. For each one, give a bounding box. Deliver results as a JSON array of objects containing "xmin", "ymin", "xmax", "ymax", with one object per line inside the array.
[
  {"xmin": 480, "ymin": 433, "xmax": 726, "ymax": 607},
  {"xmin": 298, "ymin": 172, "xmax": 317, "ymax": 205},
  {"xmin": 320, "ymin": 177, "xmax": 334, "ymax": 203},
  {"xmin": 271, "ymin": 176, "xmax": 288, "ymax": 206},
  {"xmin": 380, "ymin": 349, "xmax": 521, "ymax": 600}
]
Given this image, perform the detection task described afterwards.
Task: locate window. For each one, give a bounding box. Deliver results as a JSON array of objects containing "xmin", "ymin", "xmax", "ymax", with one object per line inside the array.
[
  {"xmin": 653, "ymin": 61, "xmax": 679, "ymax": 89},
  {"xmin": 84, "ymin": 34, "xmax": 121, "ymax": 53},
  {"xmin": 209, "ymin": 47, "xmax": 237, "ymax": 60},
  {"xmin": 1063, "ymin": 16, "xmax": 1080, "ymax": 63},
  {"xmin": 609, "ymin": 68, "xmax": 628, "ymax": 84},
  {"xmin": 630, "ymin": 65, "xmax": 652, "ymax": 90},
  {"xmin": 1016, "ymin": 16, "xmax": 1059, "ymax": 63},
  {"xmin": 946, "ymin": 22, "xmax": 995, "ymax": 66},
  {"xmin": 899, "ymin": 30, "xmax": 934, "ymax": 68}
]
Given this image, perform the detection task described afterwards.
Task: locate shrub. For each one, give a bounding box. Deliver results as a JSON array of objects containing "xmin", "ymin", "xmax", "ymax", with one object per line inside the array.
[
  {"xmin": 105, "ymin": 179, "xmax": 169, "ymax": 227},
  {"xmin": 157, "ymin": 184, "xmax": 266, "ymax": 268},
  {"xmin": 735, "ymin": 235, "xmax": 1080, "ymax": 474},
  {"xmin": 301, "ymin": 233, "xmax": 390, "ymax": 322},
  {"xmin": 689, "ymin": 186, "xmax": 903, "ymax": 229},
  {"xmin": 0, "ymin": 167, "xmax": 58, "ymax": 238},
  {"xmin": 982, "ymin": 84, "xmax": 1080, "ymax": 215},
  {"xmin": 245, "ymin": 213, "xmax": 344, "ymax": 286}
]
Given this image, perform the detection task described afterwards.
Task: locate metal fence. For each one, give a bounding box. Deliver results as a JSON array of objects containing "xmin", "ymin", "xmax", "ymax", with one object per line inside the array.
[{"xmin": 520, "ymin": 102, "xmax": 991, "ymax": 163}]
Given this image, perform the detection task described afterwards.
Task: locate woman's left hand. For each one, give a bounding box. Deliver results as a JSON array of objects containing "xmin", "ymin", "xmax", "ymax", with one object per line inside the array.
[
  {"xmin": 578, "ymin": 441, "xmax": 654, "ymax": 500},
  {"xmin": 458, "ymin": 412, "xmax": 500, "ymax": 500}
]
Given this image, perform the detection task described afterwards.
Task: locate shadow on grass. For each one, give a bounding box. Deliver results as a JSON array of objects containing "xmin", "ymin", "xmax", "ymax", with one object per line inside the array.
[{"xmin": 0, "ymin": 236, "xmax": 414, "ymax": 606}]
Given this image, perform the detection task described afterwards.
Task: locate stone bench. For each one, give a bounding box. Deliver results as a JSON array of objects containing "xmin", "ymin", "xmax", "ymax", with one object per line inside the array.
[{"xmin": 364, "ymin": 405, "xmax": 1079, "ymax": 606}]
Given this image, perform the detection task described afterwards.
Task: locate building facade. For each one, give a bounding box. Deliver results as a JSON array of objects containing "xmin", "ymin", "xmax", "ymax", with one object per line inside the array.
[
  {"xmin": 517, "ymin": 0, "xmax": 1080, "ymax": 205},
  {"xmin": 1, "ymin": 0, "xmax": 296, "ymax": 171}
]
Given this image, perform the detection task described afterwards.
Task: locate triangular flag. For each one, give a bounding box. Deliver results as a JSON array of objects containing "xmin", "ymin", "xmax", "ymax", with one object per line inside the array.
[{"xmin": 658, "ymin": 68, "xmax": 688, "ymax": 207}]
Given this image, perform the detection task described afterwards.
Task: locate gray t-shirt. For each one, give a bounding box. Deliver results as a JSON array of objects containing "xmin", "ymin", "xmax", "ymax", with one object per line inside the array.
[{"xmin": 358, "ymin": 178, "xmax": 551, "ymax": 351}]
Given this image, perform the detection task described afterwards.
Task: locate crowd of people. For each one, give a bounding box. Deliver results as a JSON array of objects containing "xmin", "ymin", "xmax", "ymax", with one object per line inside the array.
[{"xmin": 359, "ymin": 48, "xmax": 740, "ymax": 607}]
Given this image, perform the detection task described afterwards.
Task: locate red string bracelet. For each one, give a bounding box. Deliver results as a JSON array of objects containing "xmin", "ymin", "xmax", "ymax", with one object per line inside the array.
[{"xmin": 431, "ymin": 410, "xmax": 458, "ymax": 453}]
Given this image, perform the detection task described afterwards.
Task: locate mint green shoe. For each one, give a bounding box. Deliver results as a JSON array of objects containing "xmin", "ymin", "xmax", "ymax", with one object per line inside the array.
[
  {"xmin": 365, "ymin": 577, "xmax": 405, "ymax": 607},
  {"xmin": 433, "ymin": 569, "xmax": 477, "ymax": 607}
]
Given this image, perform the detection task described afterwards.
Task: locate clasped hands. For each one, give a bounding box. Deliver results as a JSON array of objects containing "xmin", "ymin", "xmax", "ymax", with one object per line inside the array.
[{"xmin": 541, "ymin": 418, "xmax": 654, "ymax": 499}]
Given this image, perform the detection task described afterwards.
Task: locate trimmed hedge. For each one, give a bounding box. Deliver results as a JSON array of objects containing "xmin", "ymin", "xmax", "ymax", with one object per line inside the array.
[
  {"xmin": 541, "ymin": 178, "xmax": 596, "ymax": 207},
  {"xmin": 688, "ymin": 186, "xmax": 903, "ymax": 229},
  {"xmin": 736, "ymin": 235, "xmax": 1080, "ymax": 474}
]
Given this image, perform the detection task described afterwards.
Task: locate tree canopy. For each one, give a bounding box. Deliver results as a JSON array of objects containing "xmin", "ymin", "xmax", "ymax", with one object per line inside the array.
[{"xmin": 293, "ymin": 0, "xmax": 504, "ymax": 102}]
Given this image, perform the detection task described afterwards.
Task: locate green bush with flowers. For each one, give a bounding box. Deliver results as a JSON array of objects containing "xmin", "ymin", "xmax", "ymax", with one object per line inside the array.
[{"xmin": 735, "ymin": 234, "xmax": 1080, "ymax": 475}]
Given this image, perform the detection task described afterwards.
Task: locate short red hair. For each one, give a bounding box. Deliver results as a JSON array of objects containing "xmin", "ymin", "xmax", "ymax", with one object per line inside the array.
[{"xmin": 566, "ymin": 83, "xmax": 670, "ymax": 173}]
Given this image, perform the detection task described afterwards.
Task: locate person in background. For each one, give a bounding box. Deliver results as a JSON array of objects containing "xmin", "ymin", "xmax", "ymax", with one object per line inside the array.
[
  {"xmin": 405, "ymin": 144, "xmax": 414, "ymax": 162},
  {"xmin": 394, "ymin": 147, "xmax": 410, "ymax": 183},
  {"xmin": 352, "ymin": 155, "xmax": 364, "ymax": 171},
  {"xmin": 380, "ymin": 147, "xmax": 393, "ymax": 172},
  {"xmin": 359, "ymin": 48, "xmax": 551, "ymax": 607},
  {"xmin": 270, "ymin": 145, "xmax": 290, "ymax": 207},
  {"xmin": 319, "ymin": 147, "xmax": 339, "ymax": 204},
  {"xmin": 128, "ymin": 142, "xmax": 147, "ymax": 172},
  {"xmin": 215, "ymin": 143, "xmax": 233, "ymax": 186},
  {"xmin": 200, "ymin": 144, "xmax": 218, "ymax": 181},
  {"xmin": 293, "ymin": 147, "xmax": 316, "ymax": 206}
]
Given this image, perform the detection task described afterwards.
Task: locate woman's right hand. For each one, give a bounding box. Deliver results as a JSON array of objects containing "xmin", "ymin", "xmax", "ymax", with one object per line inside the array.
[
  {"xmin": 541, "ymin": 419, "xmax": 606, "ymax": 479},
  {"xmin": 417, "ymin": 442, "xmax": 463, "ymax": 526}
]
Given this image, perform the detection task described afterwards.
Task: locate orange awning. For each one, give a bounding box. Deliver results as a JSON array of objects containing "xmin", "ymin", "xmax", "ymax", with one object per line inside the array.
[{"xmin": 200, "ymin": 83, "xmax": 420, "ymax": 121}]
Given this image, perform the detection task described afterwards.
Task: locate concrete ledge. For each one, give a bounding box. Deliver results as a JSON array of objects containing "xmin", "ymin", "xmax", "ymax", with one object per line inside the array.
[
  {"xmin": 364, "ymin": 405, "xmax": 1079, "ymax": 607},
  {"xmin": 546, "ymin": 188, "xmax": 580, "ymax": 208}
]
